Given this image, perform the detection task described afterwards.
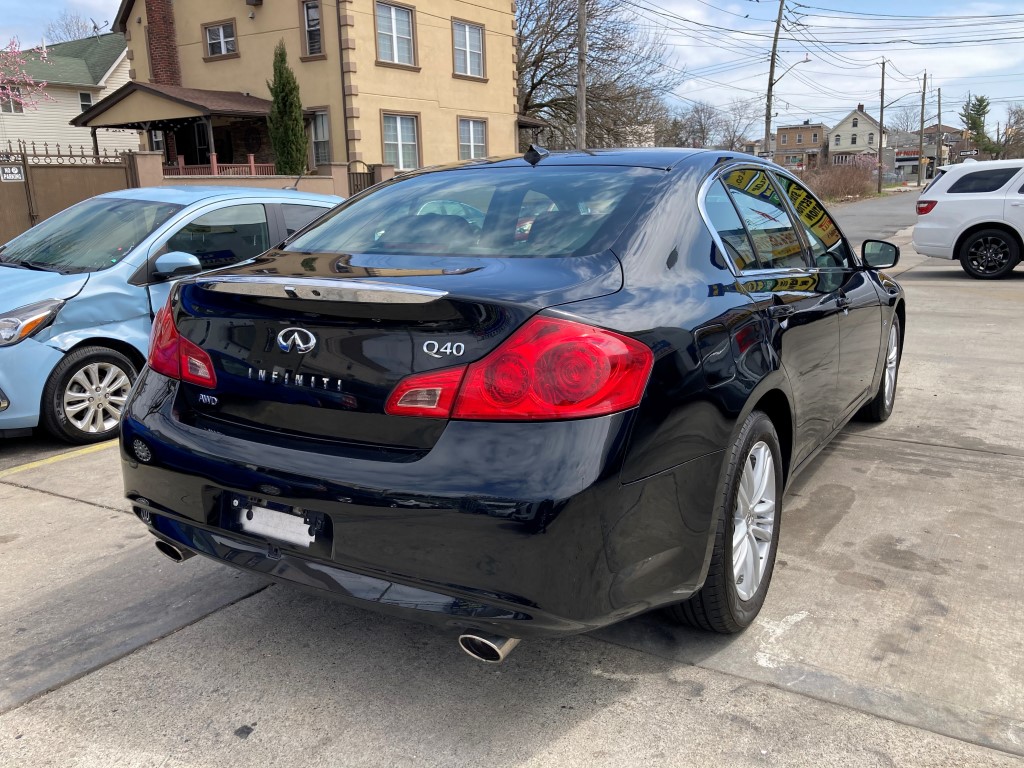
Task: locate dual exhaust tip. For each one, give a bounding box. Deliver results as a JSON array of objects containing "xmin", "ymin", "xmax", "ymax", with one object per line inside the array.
[{"xmin": 154, "ymin": 542, "xmax": 520, "ymax": 663}]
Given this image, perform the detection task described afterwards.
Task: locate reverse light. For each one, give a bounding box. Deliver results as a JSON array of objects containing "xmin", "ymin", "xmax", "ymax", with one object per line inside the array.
[
  {"xmin": 0, "ymin": 299, "xmax": 64, "ymax": 347},
  {"xmin": 385, "ymin": 316, "xmax": 654, "ymax": 421},
  {"xmin": 148, "ymin": 301, "xmax": 217, "ymax": 388},
  {"xmin": 916, "ymin": 200, "xmax": 937, "ymax": 215}
]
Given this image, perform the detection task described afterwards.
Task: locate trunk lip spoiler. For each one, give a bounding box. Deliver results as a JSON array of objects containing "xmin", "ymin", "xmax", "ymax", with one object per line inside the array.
[{"xmin": 195, "ymin": 275, "xmax": 449, "ymax": 304}]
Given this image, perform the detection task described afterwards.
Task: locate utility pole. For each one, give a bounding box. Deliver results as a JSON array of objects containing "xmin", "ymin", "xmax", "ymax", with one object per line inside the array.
[
  {"xmin": 763, "ymin": 0, "xmax": 786, "ymax": 162},
  {"xmin": 917, "ymin": 70, "xmax": 926, "ymax": 187},
  {"xmin": 877, "ymin": 59, "xmax": 886, "ymax": 193},
  {"xmin": 937, "ymin": 87, "xmax": 942, "ymax": 167},
  {"xmin": 576, "ymin": 0, "xmax": 587, "ymax": 150}
]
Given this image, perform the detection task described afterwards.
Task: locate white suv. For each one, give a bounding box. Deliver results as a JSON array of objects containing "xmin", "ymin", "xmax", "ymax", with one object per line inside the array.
[{"xmin": 912, "ymin": 159, "xmax": 1024, "ymax": 278}]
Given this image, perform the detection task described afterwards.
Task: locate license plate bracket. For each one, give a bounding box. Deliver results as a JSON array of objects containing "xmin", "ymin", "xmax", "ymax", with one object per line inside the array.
[{"xmin": 227, "ymin": 495, "xmax": 331, "ymax": 551}]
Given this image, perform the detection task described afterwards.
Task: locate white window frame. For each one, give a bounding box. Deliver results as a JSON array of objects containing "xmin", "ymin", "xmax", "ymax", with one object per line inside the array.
[
  {"xmin": 303, "ymin": 0, "xmax": 322, "ymax": 56},
  {"xmin": 79, "ymin": 92, "xmax": 93, "ymax": 113},
  {"xmin": 458, "ymin": 118, "xmax": 486, "ymax": 160},
  {"xmin": 0, "ymin": 87, "xmax": 24, "ymax": 114},
  {"xmin": 204, "ymin": 22, "xmax": 236, "ymax": 58},
  {"xmin": 834, "ymin": 135, "xmax": 841, "ymax": 146},
  {"xmin": 383, "ymin": 113, "xmax": 419, "ymax": 170},
  {"xmin": 781, "ymin": 133, "xmax": 788, "ymax": 145},
  {"xmin": 376, "ymin": 3, "xmax": 415, "ymax": 66},
  {"xmin": 796, "ymin": 133, "xmax": 803, "ymax": 145},
  {"xmin": 812, "ymin": 132, "xmax": 818, "ymax": 143},
  {"xmin": 851, "ymin": 133, "xmax": 858, "ymax": 146},
  {"xmin": 868, "ymin": 132, "xmax": 875, "ymax": 145},
  {"xmin": 453, "ymin": 20, "xmax": 484, "ymax": 78},
  {"xmin": 312, "ymin": 111, "xmax": 330, "ymax": 165}
]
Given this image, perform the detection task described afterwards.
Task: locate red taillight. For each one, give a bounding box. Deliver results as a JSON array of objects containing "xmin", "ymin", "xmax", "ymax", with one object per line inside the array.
[
  {"xmin": 917, "ymin": 200, "xmax": 937, "ymax": 215},
  {"xmin": 385, "ymin": 316, "xmax": 653, "ymax": 421},
  {"xmin": 147, "ymin": 301, "xmax": 217, "ymax": 389}
]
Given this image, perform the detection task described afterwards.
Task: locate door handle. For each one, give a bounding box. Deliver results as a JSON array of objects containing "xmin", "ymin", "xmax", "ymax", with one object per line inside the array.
[
  {"xmin": 836, "ymin": 292, "xmax": 852, "ymax": 309},
  {"xmin": 1011, "ymin": 202, "xmax": 1024, "ymax": 207}
]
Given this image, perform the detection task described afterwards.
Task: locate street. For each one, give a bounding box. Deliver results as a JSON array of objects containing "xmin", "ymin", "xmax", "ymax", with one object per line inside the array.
[{"xmin": 3, "ymin": 192, "xmax": 1024, "ymax": 767}]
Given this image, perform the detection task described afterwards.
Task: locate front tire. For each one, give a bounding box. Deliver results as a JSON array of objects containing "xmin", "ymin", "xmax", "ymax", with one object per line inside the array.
[
  {"xmin": 667, "ymin": 410, "xmax": 783, "ymax": 634},
  {"xmin": 41, "ymin": 346, "xmax": 138, "ymax": 444},
  {"xmin": 858, "ymin": 314, "xmax": 901, "ymax": 423},
  {"xmin": 959, "ymin": 228, "xmax": 1020, "ymax": 279}
]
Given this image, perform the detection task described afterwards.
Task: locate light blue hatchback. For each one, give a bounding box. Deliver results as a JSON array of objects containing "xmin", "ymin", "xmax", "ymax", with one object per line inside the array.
[{"xmin": 0, "ymin": 186, "xmax": 341, "ymax": 443}]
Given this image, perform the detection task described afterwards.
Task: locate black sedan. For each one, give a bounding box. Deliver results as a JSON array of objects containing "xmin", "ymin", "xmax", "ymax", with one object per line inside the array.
[{"xmin": 120, "ymin": 148, "xmax": 905, "ymax": 663}]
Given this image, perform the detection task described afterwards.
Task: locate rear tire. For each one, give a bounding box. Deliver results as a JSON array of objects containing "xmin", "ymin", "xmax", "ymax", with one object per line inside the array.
[
  {"xmin": 858, "ymin": 314, "xmax": 901, "ymax": 423},
  {"xmin": 959, "ymin": 228, "xmax": 1020, "ymax": 279},
  {"xmin": 41, "ymin": 346, "xmax": 138, "ymax": 444},
  {"xmin": 667, "ymin": 410, "xmax": 783, "ymax": 634}
]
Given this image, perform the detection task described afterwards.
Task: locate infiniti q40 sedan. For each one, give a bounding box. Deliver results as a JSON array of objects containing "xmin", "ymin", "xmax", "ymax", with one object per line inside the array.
[{"xmin": 121, "ymin": 149, "xmax": 905, "ymax": 663}]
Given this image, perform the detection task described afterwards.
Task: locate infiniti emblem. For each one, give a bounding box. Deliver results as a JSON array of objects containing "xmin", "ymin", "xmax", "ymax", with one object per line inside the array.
[{"xmin": 277, "ymin": 327, "xmax": 317, "ymax": 354}]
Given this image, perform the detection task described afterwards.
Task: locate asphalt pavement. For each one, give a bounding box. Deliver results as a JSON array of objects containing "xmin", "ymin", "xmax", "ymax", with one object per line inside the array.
[{"xmin": 3, "ymin": 193, "xmax": 1024, "ymax": 767}]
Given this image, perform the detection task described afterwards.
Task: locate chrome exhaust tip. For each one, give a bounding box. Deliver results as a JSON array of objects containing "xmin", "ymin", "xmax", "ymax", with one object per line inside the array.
[
  {"xmin": 154, "ymin": 540, "xmax": 195, "ymax": 563},
  {"xmin": 458, "ymin": 633, "xmax": 521, "ymax": 663}
]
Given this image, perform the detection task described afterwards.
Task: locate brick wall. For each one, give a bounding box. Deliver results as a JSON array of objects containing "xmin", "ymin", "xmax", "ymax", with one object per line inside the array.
[{"xmin": 145, "ymin": 0, "xmax": 181, "ymax": 85}]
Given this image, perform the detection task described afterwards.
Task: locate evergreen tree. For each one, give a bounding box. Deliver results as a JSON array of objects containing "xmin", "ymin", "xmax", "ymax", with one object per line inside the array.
[
  {"xmin": 959, "ymin": 95, "xmax": 997, "ymax": 155},
  {"xmin": 267, "ymin": 41, "xmax": 307, "ymax": 175}
]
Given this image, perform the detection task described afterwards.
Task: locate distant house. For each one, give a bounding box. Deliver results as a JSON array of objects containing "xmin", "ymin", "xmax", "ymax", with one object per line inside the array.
[
  {"xmin": 829, "ymin": 104, "xmax": 886, "ymax": 166},
  {"xmin": 773, "ymin": 120, "xmax": 828, "ymax": 170},
  {"xmin": 0, "ymin": 33, "xmax": 139, "ymax": 154}
]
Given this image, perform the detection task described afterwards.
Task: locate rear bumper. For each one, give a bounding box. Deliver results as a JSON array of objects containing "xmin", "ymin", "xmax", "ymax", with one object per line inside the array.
[
  {"xmin": 911, "ymin": 223, "xmax": 955, "ymax": 259},
  {"xmin": 121, "ymin": 369, "xmax": 724, "ymax": 638}
]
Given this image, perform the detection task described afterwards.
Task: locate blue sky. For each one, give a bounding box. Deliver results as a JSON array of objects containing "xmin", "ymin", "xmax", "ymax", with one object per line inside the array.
[{"xmin": 5, "ymin": 0, "xmax": 1023, "ymax": 130}]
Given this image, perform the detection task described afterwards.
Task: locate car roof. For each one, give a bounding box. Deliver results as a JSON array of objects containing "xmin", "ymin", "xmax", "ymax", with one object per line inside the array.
[
  {"xmin": 937, "ymin": 159, "xmax": 1024, "ymax": 174},
  {"xmin": 441, "ymin": 147, "xmax": 725, "ymax": 172},
  {"xmin": 96, "ymin": 186, "xmax": 343, "ymax": 206}
]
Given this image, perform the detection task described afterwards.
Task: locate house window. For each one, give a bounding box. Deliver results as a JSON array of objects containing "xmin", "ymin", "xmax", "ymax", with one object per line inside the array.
[
  {"xmin": 149, "ymin": 130, "xmax": 165, "ymax": 152},
  {"xmin": 458, "ymin": 118, "xmax": 486, "ymax": 159},
  {"xmin": 851, "ymin": 133, "xmax": 858, "ymax": 145},
  {"xmin": 781, "ymin": 133, "xmax": 788, "ymax": 145},
  {"xmin": 383, "ymin": 113, "xmax": 419, "ymax": 169},
  {"xmin": 453, "ymin": 20, "xmax": 484, "ymax": 78},
  {"xmin": 0, "ymin": 87, "xmax": 24, "ymax": 114},
  {"xmin": 312, "ymin": 111, "xmax": 330, "ymax": 165},
  {"xmin": 796, "ymin": 133, "xmax": 803, "ymax": 144},
  {"xmin": 868, "ymin": 132, "xmax": 875, "ymax": 145},
  {"xmin": 852, "ymin": 117, "xmax": 859, "ymax": 128},
  {"xmin": 376, "ymin": 3, "xmax": 415, "ymax": 66},
  {"xmin": 812, "ymin": 132, "xmax": 818, "ymax": 143},
  {"xmin": 79, "ymin": 92, "xmax": 93, "ymax": 113},
  {"xmin": 203, "ymin": 21, "xmax": 237, "ymax": 58},
  {"xmin": 834, "ymin": 135, "xmax": 841, "ymax": 146},
  {"xmin": 302, "ymin": 1, "xmax": 322, "ymax": 56}
]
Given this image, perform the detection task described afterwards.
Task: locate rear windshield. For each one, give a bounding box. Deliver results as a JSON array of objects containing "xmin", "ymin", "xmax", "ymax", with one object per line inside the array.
[
  {"xmin": 946, "ymin": 167, "xmax": 1021, "ymax": 194},
  {"xmin": 921, "ymin": 170, "xmax": 944, "ymax": 195},
  {"xmin": 0, "ymin": 197, "xmax": 182, "ymax": 273},
  {"xmin": 284, "ymin": 166, "xmax": 663, "ymax": 258}
]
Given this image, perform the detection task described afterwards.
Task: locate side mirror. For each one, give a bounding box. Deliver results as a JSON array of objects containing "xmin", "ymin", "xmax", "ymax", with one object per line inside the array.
[
  {"xmin": 861, "ymin": 240, "xmax": 900, "ymax": 270},
  {"xmin": 153, "ymin": 251, "xmax": 203, "ymax": 280}
]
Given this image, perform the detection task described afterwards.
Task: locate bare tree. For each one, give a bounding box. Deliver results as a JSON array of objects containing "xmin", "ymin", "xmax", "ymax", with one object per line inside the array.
[
  {"xmin": 717, "ymin": 98, "xmax": 759, "ymax": 151},
  {"xmin": 45, "ymin": 10, "xmax": 94, "ymax": 44},
  {"xmin": 887, "ymin": 104, "xmax": 921, "ymax": 135},
  {"xmin": 992, "ymin": 103, "xmax": 1024, "ymax": 160},
  {"xmin": 517, "ymin": 0, "xmax": 683, "ymax": 149}
]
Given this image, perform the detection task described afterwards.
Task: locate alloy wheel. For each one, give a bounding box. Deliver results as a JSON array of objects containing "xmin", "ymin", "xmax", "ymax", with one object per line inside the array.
[
  {"xmin": 732, "ymin": 441, "xmax": 777, "ymax": 601},
  {"xmin": 967, "ymin": 236, "xmax": 1011, "ymax": 274},
  {"xmin": 883, "ymin": 322, "xmax": 899, "ymax": 410},
  {"xmin": 62, "ymin": 361, "xmax": 132, "ymax": 434}
]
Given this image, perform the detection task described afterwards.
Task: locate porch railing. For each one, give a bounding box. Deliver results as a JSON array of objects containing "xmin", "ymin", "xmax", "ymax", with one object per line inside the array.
[{"xmin": 164, "ymin": 154, "xmax": 278, "ymax": 177}]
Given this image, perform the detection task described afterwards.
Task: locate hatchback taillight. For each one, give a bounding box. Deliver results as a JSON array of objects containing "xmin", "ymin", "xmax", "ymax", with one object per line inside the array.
[
  {"xmin": 148, "ymin": 301, "xmax": 217, "ymax": 388},
  {"xmin": 917, "ymin": 200, "xmax": 937, "ymax": 215},
  {"xmin": 385, "ymin": 316, "xmax": 653, "ymax": 421}
]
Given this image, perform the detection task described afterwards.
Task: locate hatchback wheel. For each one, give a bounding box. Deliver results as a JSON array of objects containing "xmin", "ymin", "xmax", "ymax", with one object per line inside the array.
[
  {"xmin": 667, "ymin": 410, "xmax": 783, "ymax": 633},
  {"xmin": 42, "ymin": 346, "xmax": 138, "ymax": 444},
  {"xmin": 959, "ymin": 229, "xmax": 1020, "ymax": 279}
]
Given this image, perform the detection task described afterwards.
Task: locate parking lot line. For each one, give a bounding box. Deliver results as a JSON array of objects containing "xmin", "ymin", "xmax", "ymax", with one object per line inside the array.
[{"xmin": 0, "ymin": 441, "xmax": 117, "ymax": 480}]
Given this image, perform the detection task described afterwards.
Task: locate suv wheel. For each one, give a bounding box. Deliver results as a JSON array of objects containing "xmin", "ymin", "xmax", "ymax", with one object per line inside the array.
[
  {"xmin": 959, "ymin": 228, "xmax": 1020, "ymax": 279},
  {"xmin": 42, "ymin": 346, "xmax": 138, "ymax": 444}
]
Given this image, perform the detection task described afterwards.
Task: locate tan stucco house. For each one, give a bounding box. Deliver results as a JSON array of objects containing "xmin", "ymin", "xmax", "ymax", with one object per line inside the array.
[{"xmin": 74, "ymin": 0, "xmax": 517, "ymax": 174}]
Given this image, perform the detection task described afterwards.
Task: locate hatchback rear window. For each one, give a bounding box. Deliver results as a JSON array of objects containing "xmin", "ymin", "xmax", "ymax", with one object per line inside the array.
[
  {"xmin": 284, "ymin": 166, "xmax": 662, "ymax": 258},
  {"xmin": 946, "ymin": 167, "xmax": 1021, "ymax": 194}
]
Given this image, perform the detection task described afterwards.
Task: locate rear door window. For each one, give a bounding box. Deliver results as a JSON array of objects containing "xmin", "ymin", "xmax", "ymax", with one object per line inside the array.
[
  {"xmin": 282, "ymin": 204, "xmax": 330, "ymax": 236},
  {"xmin": 774, "ymin": 175, "xmax": 855, "ymax": 268},
  {"xmin": 703, "ymin": 180, "xmax": 760, "ymax": 271},
  {"xmin": 947, "ymin": 167, "xmax": 1022, "ymax": 194},
  {"xmin": 722, "ymin": 169, "xmax": 809, "ymax": 270}
]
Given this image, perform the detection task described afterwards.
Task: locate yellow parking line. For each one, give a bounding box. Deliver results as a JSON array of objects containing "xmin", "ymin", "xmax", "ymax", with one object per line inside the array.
[{"xmin": 0, "ymin": 441, "xmax": 117, "ymax": 480}]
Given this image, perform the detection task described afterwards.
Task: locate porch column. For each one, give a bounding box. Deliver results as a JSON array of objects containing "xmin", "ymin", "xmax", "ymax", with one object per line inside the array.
[
  {"xmin": 90, "ymin": 127, "xmax": 99, "ymax": 157},
  {"xmin": 205, "ymin": 117, "xmax": 217, "ymax": 173}
]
